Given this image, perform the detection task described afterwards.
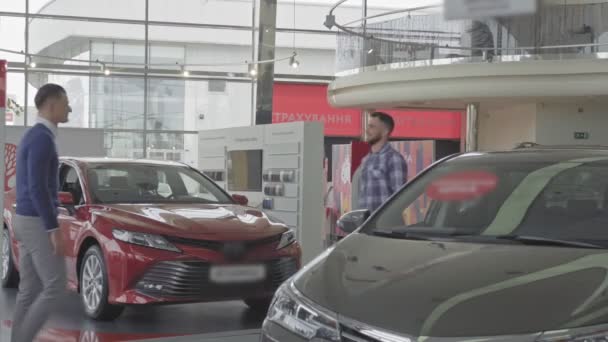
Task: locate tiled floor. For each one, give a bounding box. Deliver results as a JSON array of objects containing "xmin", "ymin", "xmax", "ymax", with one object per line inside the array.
[{"xmin": 0, "ymin": 288, "xmax": 265, "ymax": 342}]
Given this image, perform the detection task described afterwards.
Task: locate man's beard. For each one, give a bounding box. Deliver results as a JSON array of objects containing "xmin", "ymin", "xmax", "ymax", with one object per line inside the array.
[{"xmin": 367, "ymin": 135, "xmax": 381, "ymax": 145}]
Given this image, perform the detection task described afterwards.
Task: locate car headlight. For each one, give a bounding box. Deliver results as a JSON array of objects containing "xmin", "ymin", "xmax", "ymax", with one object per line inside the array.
[
  {"xmin": 112, "ymin": 229, "xmax": 181, "ymax": 253},
  {"xmin": 265, "ymin": 281, "xmax": 339, "ymax": 341},
  {"xmin": 277, "ymin": 229, "xmax": 296, "ymax": 250}
]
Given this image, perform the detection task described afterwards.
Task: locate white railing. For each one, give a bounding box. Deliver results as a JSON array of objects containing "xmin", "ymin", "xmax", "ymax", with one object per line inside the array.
[{"xmin": 330, "ymin": 1, "xmax": 608, "ymax": 75}]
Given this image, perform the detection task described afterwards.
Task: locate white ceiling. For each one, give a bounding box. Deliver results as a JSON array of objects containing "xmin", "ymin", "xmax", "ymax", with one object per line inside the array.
[
  {"xmin": 30, "ymin": 0, "xmax": 602, "ymax": 16},
  {"xmin": 28, "ymin": 0, "xmax": 439, "ymax": 15},
  {"xmin": 29, "ymin": 0, "xmax": 440, "ymax": 12},
  {"xmin": 284, "ymin": 0, "xmax": 439, "ymax": 9}
]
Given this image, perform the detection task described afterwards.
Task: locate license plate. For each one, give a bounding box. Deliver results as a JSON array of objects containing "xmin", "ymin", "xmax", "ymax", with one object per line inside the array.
[{"xmin": 209, "ymin": 264, "xmax": 266, "ymax": 284}]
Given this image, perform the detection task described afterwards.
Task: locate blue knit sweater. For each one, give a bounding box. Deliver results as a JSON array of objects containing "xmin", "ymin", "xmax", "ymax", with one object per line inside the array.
[{"xmin": 15, "ymin": 124, "xmax": 59, "ymax": 231}]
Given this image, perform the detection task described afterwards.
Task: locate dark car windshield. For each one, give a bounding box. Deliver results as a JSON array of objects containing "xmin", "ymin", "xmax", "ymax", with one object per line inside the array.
[
  {"xmin": 86, "ymin": 163, "xmax": 233, "ymax": 205},
  {"xmin": 362, "ymin": 151, "xmax": 608, "ymax": 247}
]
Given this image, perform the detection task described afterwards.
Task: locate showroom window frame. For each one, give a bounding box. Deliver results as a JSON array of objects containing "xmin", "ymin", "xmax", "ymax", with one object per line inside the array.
[{"xmin": 0, "ymin": 0, "xmax": 335, "ymax": 159}]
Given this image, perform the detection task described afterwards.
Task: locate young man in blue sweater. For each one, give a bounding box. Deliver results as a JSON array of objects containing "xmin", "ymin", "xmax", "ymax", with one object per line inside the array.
[{"xmin": 11, "ymin": 83, "xmax": 71, "ymax": 342}]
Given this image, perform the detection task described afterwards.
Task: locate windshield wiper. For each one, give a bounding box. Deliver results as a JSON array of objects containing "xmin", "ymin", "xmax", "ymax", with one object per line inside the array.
[
  {"xmin": 371, "ymin": 230, "xmax": 606, "ymax": 249},
  {"xmin": 493, "ymin": 235, "xmax": 605, "ymax": 249},
  {"xmin": 371, "ymin": 230, "xmax": 438, "ymax": 241}
]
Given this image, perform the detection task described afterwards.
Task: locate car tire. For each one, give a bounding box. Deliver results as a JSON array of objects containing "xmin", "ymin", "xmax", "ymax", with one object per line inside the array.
[
  {"xmin": 79, "ymin": 245, "xmax": 124, "ymax": 321},
  {"xmin": 1, "ymin": 228, "xmax": 19, "ymax": 288},
  {"xmin": 244, "ymin": 297, "xmax": 272, "ymax": 313}
]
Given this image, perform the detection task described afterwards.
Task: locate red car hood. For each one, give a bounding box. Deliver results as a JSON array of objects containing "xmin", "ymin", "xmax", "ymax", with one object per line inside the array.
[{"xmin": 93, "ymin": 203, "xmax": 288, "ymax": 239}]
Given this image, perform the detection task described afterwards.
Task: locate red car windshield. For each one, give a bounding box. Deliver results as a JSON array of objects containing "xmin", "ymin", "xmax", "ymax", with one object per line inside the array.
[{"xmin": 86, "ymin": 163, "xmax": 233, "ymax": 205}]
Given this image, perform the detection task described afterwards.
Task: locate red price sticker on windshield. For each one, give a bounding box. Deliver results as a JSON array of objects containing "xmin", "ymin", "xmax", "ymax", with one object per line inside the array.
[{"xmin": 426, "ymin": 171, "xmax": 498, "ymax": 201}]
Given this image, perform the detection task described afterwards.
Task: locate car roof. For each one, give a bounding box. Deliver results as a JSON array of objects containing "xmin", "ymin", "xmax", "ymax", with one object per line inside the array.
[
  {"xmin": 512, "ymin": 142, "xmax": 608, "ymax": 151},
  {"xmin": 60, "ymin": 157, "xmax": 186, "ymax": 167},
  {"xmin": 446, "ymin": 143, "xmax": 608, "ymax": 164}
]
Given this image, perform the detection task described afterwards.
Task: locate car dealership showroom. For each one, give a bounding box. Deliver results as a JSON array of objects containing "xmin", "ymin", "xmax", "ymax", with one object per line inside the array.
[{"xmin": 4, "ymin": 0, "xmax": 608, "ymax": 341}]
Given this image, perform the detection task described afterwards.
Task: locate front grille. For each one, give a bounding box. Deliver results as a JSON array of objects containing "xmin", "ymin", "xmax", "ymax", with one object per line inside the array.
[
  {"xmin": 136, "ymin": 257, "xmax": 298, "ymax": 300},
  {"xmin": 268, "ymin": 257, "xmax": 298, "ymax": 288},
  {"xmin": 164, "ymin": 234, "xmax": 282, "ymax": 251}
]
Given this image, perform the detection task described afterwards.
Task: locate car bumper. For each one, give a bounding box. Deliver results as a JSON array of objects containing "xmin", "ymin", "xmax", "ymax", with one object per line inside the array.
[
  {"xmin": 260, "ymin": 309, "xmax": 544, "ymax": 342},
  {"xmin": 105, "ymin": 239, "xmax": 301, "ymax": 305},
  {"xmin": 134, "ymin": 257, "xmax": 298, "ymax": 302},
  {"xmin": 260, "ymin": 320, "xmax": 308, "ymax": 342},
  {"xmin": 260, "ymin": 321, "xmax": 544, "ymax": 342}
]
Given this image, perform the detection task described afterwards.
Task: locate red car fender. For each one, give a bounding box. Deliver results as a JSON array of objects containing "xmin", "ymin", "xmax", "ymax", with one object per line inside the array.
[{"xmin": 71, "ymin": 212, "xmax": 129, "ymax": 296}]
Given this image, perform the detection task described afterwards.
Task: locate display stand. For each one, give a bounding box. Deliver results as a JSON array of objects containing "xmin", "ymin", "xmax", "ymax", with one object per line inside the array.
[{"xmin": 199, "ymin": 122, "xmax": 325, "ymax": 264}]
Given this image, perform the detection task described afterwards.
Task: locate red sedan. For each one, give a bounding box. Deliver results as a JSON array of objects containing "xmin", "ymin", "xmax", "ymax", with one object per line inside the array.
[{"xmin": 1, "ymin": 158, "xmax": 301, "ymax": 321}]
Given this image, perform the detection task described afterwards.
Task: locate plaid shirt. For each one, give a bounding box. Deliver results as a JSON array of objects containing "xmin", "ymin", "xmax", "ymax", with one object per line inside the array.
[{"xmin": 358, "ymin": 143, "xmax": 408, "ymax": 212}]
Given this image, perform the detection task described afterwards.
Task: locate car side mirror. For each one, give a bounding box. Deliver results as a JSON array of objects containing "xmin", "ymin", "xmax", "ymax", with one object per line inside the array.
[
  {"xmin": 58, "ymin": 192, "xmax": 76, "ymax": 215},
  {"xmin": 337, "ymin": 210, "xmax": 370, "ymax": 234},
  {"xmin": 232, "ymin": 194, "xmax": 249, "ymax": 206}
]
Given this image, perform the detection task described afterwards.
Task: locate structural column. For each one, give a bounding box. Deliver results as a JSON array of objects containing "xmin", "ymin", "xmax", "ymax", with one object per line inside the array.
[
  {"xmin": 360, "ymin": 0, "xmax": 369, "ymax": 68},
  {"xmin": 361, "ymin": 109, "xmax": 371, "ymax": 141},
  {"xmin": 465, "ymin": 103, "xmax": 479, "ymax": 152},
  {"xmin": 254, "ymin": 0, "xmax": 278, "ymax": 125}
]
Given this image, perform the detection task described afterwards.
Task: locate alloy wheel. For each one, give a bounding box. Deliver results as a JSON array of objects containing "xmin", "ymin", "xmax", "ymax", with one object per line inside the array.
[
  {"xmin": 82, "ymin": 254, "xmax": 104, "ymax": 312},
  {"xmin": 1, "ymin": 231, "xmax": 9, "ymax": 281}
]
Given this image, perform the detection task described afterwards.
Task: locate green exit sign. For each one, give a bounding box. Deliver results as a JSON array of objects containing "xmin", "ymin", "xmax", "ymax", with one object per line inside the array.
[{"xmin": 574, "ymin": 132, "xmax": 590, "ymax": 140}]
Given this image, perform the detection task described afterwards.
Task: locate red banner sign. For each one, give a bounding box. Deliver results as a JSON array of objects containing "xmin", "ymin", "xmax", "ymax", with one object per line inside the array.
[
  {"xmin": 272, "ymin": 82, "xmax": 463, "ymax": 140},
  {"xmin": 272, "ymin": 83, "xmax": 361, "ymax": 137}
]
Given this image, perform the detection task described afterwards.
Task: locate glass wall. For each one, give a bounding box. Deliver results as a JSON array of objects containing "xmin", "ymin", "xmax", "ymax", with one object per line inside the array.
[
  {"xmin": 90, "ymin": 76, "xmax": 146, "ymax": 130},
  {"xmin": 0, "ymin": 0, "xmax": 354, "ymax": 165},
  {"xmin": 0, "ymin": 0, "xmax": 263, "ymax": 165},
  {"xmin": 0, "ymin": 16, "xmax": 26, "ymax": 126},
  {"xmin": 105, "ymin": 132, "xmax": 145, "ymax": 159}
]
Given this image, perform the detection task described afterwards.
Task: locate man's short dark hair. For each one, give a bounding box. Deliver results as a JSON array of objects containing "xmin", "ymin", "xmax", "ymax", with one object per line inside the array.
[
  {"xmin": 370, "ymin": 111, "xmax": 395, "ymax": 134},
  {"xmin": 34, "ymin": 83, "xmax": 66, "ymax": 110}
]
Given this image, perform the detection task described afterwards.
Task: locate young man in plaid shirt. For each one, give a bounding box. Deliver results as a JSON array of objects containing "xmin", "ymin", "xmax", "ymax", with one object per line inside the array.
[{"xmin": 358, "ymin": 112, "xmax": 408, "ymax": 212}]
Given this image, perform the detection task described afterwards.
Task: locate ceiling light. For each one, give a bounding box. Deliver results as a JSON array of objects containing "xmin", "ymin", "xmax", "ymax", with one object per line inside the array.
[
  {"xmin": 289, "ymin": 55, "xmax": 300, "ymax": 69},
  {"xmin": 181, "ymin": 65, "xmax": 189, "ymax": 77},
  {"xmin": 27, "ymin": 57, "xmax": 36, "ymax": 68},
  {"xmin": 324, "ymin": 14, "xmax": 336, "ymax": 29},
  {"xmin": 248, "ymin": 64, "xmax": 258, "ymax": 77},
  {"xmin": 100, "ymin": 62, "xmax": 111, "ymax": 76}
]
